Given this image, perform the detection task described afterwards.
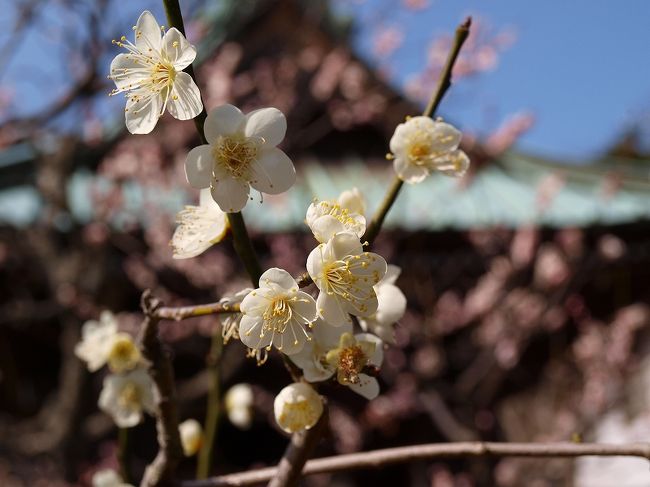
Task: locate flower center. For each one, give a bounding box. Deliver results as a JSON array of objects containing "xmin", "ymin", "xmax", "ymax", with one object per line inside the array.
[
  {"xmin": 108, "ymin": 335, "xmax": 140, "ymax": 372},
  {"xmin": 319, "ymin": 201, "xmax": 358, "ymax": 226},
  {"xmin": 408, "ymin": 141, "xmax": 434, "ymax": 166},
  {"xmin": 150, "ymin": 61, "xmax": 176, "ymax": 88},
  {"xmin": 119, "ymin": 382, "xmax": 142, "ymax": 409},
  {"xmin": 337, "ymin": 344, "xmax": 367, "ymax": 384},
  {"xmin": 262, "ymin": 297, "xmax": 293, "ymax": 334},
  {"xmin": 322, "ymin": 254, "xmax": 379, "ymax": 314},
  {"xmin": 212, "ymin": 135, "xmax": 259, "ymax": 180}
]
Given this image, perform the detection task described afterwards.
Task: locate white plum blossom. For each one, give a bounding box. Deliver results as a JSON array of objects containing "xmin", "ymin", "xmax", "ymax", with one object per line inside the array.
[
  {"xmin": 224, "ymin": 383, "xmax": 254, "ymax": 429},
  {"xmin": 98, "ymin": 367, "xmax": 156, "ymax": 428},
  {"xmin": 307, "ymin": 232, "xmax": 387, "ymax": 325},
  {"xmin": 239, "ymin": 268, "xmax": 317, "ymax": 355},
  {"xmin": 109, "ymin": 11, "xmax": 203, "ymax": 134},
  {"xmin": 219, "ymin": 288, "xmax": 253, "ymax": 344},
  {"xmin": 290, "ymin": 319, "xmax": 352, "ymax": 382},
  {"xmin": 358, "ymin": 264, "xmax": 407, "ymax": 343},
  {"xmin": 75, "ymin": 311, "xmax": 141, "ymax": 373},
  {"xmin": 273, "ymin": 382, "xmax": 323, "ymax": 434},
  {"xmin": 92, "ymin": 469, "xmax": 133, "ymax": 487},
  {"xmin": 185, "ymin": 104, "xmax": 296, "ymax": 212},
  {"xmin": 306, "ymin": 188, "xmax": 367, "ymax": 243},
  {"xmin": 291, "ymin": 325, "xmax": 384, "ymax": 400},
  {"xmin": 171, "ymin": 188, "xmax": 229, "ymax": 259},
  {"xmin": 389, "ymin": 116, "xmax": 469, "ymax": 183},
  {"xmin": 179, "ymin": 419, "xmax": 203, "ymax": 456}
]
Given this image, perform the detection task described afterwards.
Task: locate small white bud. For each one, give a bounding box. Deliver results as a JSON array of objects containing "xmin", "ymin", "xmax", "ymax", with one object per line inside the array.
[
  {"xmin": 179, "ymin": 419, "xmax": 203, "ymax": 456},
  {"xmin": 224, "ymin": 383, "xmax": 254, "ymax": 429},
  {"xmin": 273, "ymin": 382, "xmax": 323, "ymax": 434}
]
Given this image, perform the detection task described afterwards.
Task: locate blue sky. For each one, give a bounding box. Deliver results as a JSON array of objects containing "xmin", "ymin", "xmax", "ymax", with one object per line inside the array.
[
  {"xmin": 2, "ymin": 0, "xmax": 650, "ymax": 163},
  {"xmin": 340, "ymin": 0, "xmax": 650, "ymax": 162}
]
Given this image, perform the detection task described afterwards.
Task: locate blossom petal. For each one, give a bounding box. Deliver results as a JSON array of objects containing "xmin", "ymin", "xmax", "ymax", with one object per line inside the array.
[
  {"xmin": 135, "ymin": 11, "xmax": 162, "ymax": 53},
  {"xmin": 211, "ymin": 177, "xmax": 250, "ymax": 212},
  {"xmin": 204, "ymin": 104, "xmax": 245, "ymax": 144},
  {"xmin": 244, "ymin": 107, "xmax": 286, "ymax": 147},
  {"xmin": 273, "ymin": 326, "xmax": 306, "ymax": 355},
  {"xmin": 259, "ymin": 267, "xmax": 297, "ymax": 291},
  {"xmin": 110, "ymin": 53, "xmax": 148, "ymax": 90},
  {"xmin": 239, "ymin": 315, "xmax": 272, "ymax": 350},
  {"xmin": 240, "ymin": 290, "xmax": 268, "ymax": 316},
  {"xmin": 185, "ymin": 145, "xmax": 213, "ymax": 188},
  {"xmin": 432, "ymin": 149, "xmax": 470, "ymax": 177},
  {"xmin": 292, "ymin": 291, "xmax": 318, "ymax": 324},
  {"xmin": 312, "ymin": 318, "xmax": 352, "ymax": 348},
  {"xmin": 290, "ymin": 345, "xmax": 334, "ymax": 382},
  {"xmin": 306, "ymin": 244, "xmax": 326, "ymax": 284},
  {"xmin": 125, "ymin": 92, "xmax": 162, "ymax": 134},
  {"xmin": 317, "ymin": 292, "xmax": 350, "ymax": 325},
  {"xmin": 431, "ymin": 121, "xmax": 462, "ymax": 152},
  {"xmin": 393, "ymin": 156, "xmax": 429, "ymax": 184},
  {"xmin": 355, "ymin": 333, "xmax": 383, "ymax": 366},
  {"xmin": 348, "ymin": 374, "xmax": 380, "ymax": 400},
  {"xmin": 375, "ymin": 283, "xmax": 407, "ymax": 325},
  {"xmin": 249, "ymin": 148, "xmax": 296, "ymax": 195},
  {"xmin": 310, "ymin": 215, "xmax": 345, "ymax": 243},
  {"xmin": 167, "ymin": 72, "xmax": 203, "ymax": 121},
  {"xmin": 162, "ymin": 27, "xmax": 196, "ymax": 69},
  {"xmin": 382, "ymin": 264, "xmax": 401, "ymax": 285},
  {"xmin": 389, "ymin": 122, "xmax": 409, "ymax": 154},
  {"xmin": 329, "ymin": 232, "xmax": 363, "ymax": 260}
]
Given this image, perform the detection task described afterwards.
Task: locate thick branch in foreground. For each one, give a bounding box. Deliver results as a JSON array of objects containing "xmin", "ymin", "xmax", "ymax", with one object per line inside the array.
[
  {"xmin": 139, "ymin": 290, "xmax": 184, "ymax": 487},
  {"xmin": 183, "ymin": 441, "xmax": 650, "ymax": 487},
  {"xmin": 267, "ymin": 407, "xmax": 328, "ymax": 487},
  {"xmin": 362, "ymin": 17, "xmax": 472, "ymax": 247}
]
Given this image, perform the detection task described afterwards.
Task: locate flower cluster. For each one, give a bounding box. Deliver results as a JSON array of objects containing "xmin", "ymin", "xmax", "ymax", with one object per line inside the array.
[
  {"xmin": 75, "ymin": 311, "xmax": 155, "ymax": 427},
  {"xmin": 103, "ymin": 9, "xmax": 469, "ymax": 442}
]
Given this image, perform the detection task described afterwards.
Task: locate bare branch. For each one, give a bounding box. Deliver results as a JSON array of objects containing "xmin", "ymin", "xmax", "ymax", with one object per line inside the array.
[
  {"xmin": 138, "ymin": 290, "xmax": 184, "ymax": 487},
  {"xmin": 183, "ymin": 441, "xmax": 650, "ymax": 487},
  {"xmin": 154, "ymin": 302, "xmax": 239, "ymax": 321}
]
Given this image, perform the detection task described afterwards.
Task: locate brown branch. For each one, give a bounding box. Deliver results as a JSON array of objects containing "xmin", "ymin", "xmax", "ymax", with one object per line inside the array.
[
  {"xmin": 362, "ymin": 17, "xmax": 472, "ymax": 247},
  {"xmin": 266, "ymin": 406, "xmax": 328, "ymax": 487},
  {"xmin": 182, "ymin": 441, "xmax": 650, "ymax": 487},
  {"xmin": 138, "ymin": 290, "xmax": 184, "ymax": 487},
  {"xmin": 154, "ymin": 302, "xmax": 239, "ymax": 321}
]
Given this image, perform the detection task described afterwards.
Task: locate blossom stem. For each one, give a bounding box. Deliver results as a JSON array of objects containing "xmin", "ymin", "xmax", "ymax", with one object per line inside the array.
[
  {"xmin": 227, "ymin": 212, "xmax": 263, "ymax": 285},
  {"xmin": 196, "ymin": 330, "xmax": 223, "ymax": 479},
  {"xmin": 162, "ymin": 0, "xmax": 263, "ymax": 286},
  {"xmin": 154, "ymin": 302, "xmax": 239, "ymax": 321},
  {"xmin": 182, "ymin": 441, "xmax": 650, "ymax": 487},
  {"xmin": 362, "ymin": 17, "xmax": 472, "ymax": 247},
  {"xmin": 117, "ymin": 427, "xmax": 132, "ymax": 484}
]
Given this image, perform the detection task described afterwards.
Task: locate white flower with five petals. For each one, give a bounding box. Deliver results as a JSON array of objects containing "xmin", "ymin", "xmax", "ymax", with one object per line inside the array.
[
  {"xmin": 389, "ymin": 116, "xmax": 469, "ymax": 183},
  {"xmin": 98, "ymin": 367, "xmax": 156, "ymax": 428},
  {"xmin": 75, "ymin": 311, "xmax": 141, "ymax": 373},
  {"xmin": 358, "ymin": 264, "xmax": 407, "ymax": 344},
  {"xmin": 239, "ymin": 268, "xmax": 317, "ymax": 355},
  {"xmin": 171, "ymin": 188, "xmax": 229, "ymax": 259},
  {"xmin": 109, "ymin": 11, "xmax": 203, "ymax": 134},
  {"xmin": 306, "ymin": 188, "xmax": 367, "ymax": 244},
  {"xmin": 307, "ymin": 232, "xmax": 387, "ymax": 325},
  {"xmin": 291, "ymin": 322, "xmax": 384, "ymax": 400},
  {"xmin": 185, "ymin": 104, "xmax": 296, "ymax": 212}
]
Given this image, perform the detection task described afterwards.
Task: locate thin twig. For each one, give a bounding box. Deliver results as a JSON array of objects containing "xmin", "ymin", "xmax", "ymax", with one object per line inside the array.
[
  {"xmin": 196, "ymin": 330, "xmax": 223, "ymax": 479},
  {"xmin": 182, "ymin": 441, "xmax": 650, "ymax": 487},
  {"xmin": 362, "ymin": 17, "xmax": 472, "ymax": 247},
  {"xmin": 154, "ymin": 302, "xmax": 239, "ymax": 321},
  {"xmin": 138, "ymin": 290, "xmax": 184, "ymax": 487}
]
